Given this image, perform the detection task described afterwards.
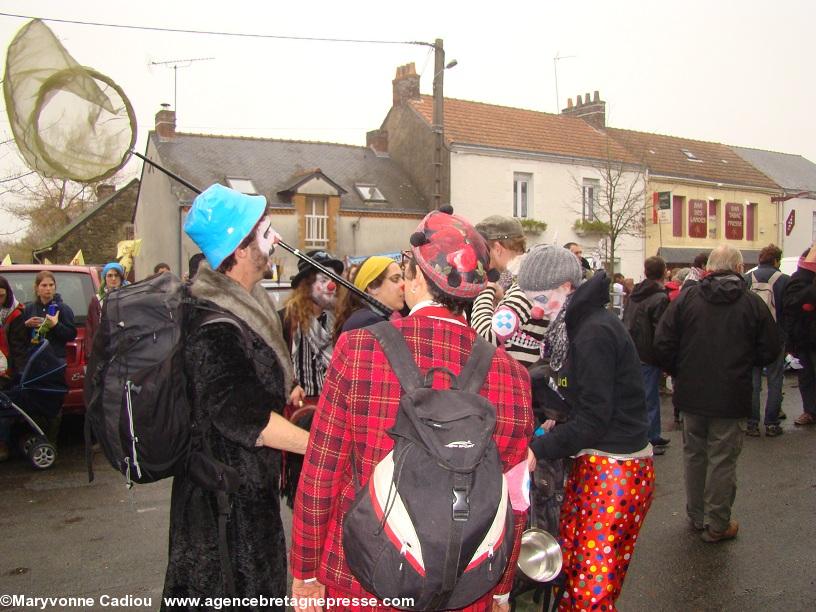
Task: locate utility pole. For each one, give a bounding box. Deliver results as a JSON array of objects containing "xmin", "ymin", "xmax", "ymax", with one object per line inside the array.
[
  {"xmin": 432, "ymin": 39, "xmax": 445, "ymax": 209},
  {"xmin": 150, "ymin": 57, "xmax": 214, "ymax": 114}
]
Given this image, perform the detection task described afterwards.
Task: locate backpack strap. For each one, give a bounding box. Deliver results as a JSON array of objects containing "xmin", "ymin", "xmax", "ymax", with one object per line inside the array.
[
  {"xmin": 457, "ymin": 336, "xmax": 497, "ymax": 394},
  {"xmin": 367, "ymin": 321, "xmax": 423, "ymax": 392}
]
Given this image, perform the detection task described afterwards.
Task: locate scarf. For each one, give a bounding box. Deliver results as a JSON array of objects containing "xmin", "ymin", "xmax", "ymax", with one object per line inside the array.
[
  {"xmin": 291, "ymin": 310, "xmax": 335, "ymax": 396},
  {"xmin": 0, "ymin": 297, "xmax": 20, "ymax": 325},
  {"xmin": 542, "ymin": 293, "xmax": 573, "ymax": 372},
  {"xmin": 190, "ymin": 264, "xmax": 294, "ymax": 392}
]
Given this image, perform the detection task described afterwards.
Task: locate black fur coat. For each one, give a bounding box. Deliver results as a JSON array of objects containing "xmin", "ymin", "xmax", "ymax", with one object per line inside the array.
[{"xmin": 161, "ymin": 266, "xmax": 293, "ymax": 611}]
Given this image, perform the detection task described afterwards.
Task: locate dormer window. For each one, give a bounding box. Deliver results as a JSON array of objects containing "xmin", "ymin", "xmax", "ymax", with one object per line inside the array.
[
  {"xmin": 226, "ymin": 177, "xmax": 258, "ymax": 194},
  {"xmin": 355, "ymin": 184, "xmax": 386, "ymax": 202},
  {"xmin": 681, "ymin": 149, "xmax": 703, "ymax": 163}
]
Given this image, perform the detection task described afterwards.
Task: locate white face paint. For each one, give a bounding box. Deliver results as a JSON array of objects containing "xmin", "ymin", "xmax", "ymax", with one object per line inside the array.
[
  {"xmin": 526, "ymin": 285, "xmax": 571, "ymax": 320},
  {"xmin": 255, "ymin": 216, "xmax": 278, "ymax": 258},
  {"xmin": 311, "ymin": 273, "xmax": 337, "ymax": 310}
]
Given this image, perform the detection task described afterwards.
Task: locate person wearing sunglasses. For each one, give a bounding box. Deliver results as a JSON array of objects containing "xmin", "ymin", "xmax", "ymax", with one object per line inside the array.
[{"xmin": 332, "ymin": 255, "xmax": 404, "ymax": 340}]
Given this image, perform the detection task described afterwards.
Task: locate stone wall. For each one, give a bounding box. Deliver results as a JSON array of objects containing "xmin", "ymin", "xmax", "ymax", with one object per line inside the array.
[{"xmin": 41, "ymin": 180, "xmax": 139, "ymax": 264}]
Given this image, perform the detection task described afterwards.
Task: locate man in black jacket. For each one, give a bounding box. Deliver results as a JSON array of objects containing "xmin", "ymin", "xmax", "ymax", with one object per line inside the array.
[
  {"xmin": 623, "ymin": 256, "xmax": 670, "ymax": 453},
  {"xmin": 654, "ymin": 245, "xmax": 779, "ymax": 543},
  {"xmin": 782, "ymin": 244, "xmax": 816, "ymax": 427}
]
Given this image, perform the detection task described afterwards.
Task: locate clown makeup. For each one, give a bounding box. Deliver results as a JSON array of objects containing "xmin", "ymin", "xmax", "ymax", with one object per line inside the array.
[
  {"xmin": 527, "ymin": 286, "xmax": 570, "ymax": 320},
  {"xmin": 311, "ymin": 273, "xmax": 337, "ymax": 310},
  {"xmin": 255, "ymin": 216, "xmax": 278, "ymax": 258}
]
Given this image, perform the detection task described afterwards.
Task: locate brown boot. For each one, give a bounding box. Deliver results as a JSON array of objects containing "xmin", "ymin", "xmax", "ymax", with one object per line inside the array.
[{"xmin": 701, "ymin": 520, "xmax": 739, "ymax": 543}]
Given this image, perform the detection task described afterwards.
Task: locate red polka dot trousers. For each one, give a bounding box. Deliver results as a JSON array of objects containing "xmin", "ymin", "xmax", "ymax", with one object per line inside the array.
[{"xmin": 557, "ymin": 454, "xmax": 655, "ymax": 611}]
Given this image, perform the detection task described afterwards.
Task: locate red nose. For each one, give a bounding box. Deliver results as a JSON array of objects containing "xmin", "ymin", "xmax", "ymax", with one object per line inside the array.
[
  {"xmin": 531, "ymin": 306, "xmax": 545, "ymax": 320},
  {"xmin": 327, "ymin": 281, "xmax": 336, "ymax": 292}
]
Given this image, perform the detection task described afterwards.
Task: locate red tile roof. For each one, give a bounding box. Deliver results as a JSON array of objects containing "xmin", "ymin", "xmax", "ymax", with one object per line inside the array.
[
  {"xmin": 606, "ymin": 128, "xmax": 779, "ymax": 190},
  {"xmin": 409, "ymin": 95, "xmax": 638, "ymax": 163}
]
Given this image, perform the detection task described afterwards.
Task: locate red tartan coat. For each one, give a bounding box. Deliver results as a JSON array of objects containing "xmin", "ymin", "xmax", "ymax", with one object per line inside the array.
[{"xmin": 290, "ymin": 312, "xmax": 534, "ymax": 609}]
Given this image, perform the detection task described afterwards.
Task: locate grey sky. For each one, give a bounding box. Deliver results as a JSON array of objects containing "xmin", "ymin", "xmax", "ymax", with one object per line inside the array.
[{"xmin": 1, "ymin": 0, "xmax": 813, "ymax": 234}]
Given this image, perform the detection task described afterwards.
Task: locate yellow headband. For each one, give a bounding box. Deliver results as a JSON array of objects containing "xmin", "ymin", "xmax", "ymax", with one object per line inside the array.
[{"xmin": 354, "ymin": 256, "xmax": 395, "ymax": 292}]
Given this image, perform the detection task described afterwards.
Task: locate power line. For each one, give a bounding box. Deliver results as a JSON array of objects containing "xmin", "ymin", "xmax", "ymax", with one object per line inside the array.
[
  {"xmin": 0, "ymin": 12, "xmax": 434, "ymax": 47},
  {"xmin": 0, "ymin": 170, "xmax": 36, "ymax": 184}
]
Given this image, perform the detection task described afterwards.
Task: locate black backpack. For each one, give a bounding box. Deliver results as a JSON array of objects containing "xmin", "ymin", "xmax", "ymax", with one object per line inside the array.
[
  {"xmin": 84, "ymin": 272, "xmax": 263, "ymax": 595},
  {"xmin": 342, "ymin": 322, "xmax": 513, "ymax": 611}
]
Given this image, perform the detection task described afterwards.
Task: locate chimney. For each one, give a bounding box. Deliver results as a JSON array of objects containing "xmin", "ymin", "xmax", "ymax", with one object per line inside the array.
[
  {"xmin": 155, "ymin": 103, "xmax": 176, "ymax": 140},
  {"xmin": 96, "ymin": 184, "xmax": 115, "ymax": 200},
  {"xmin": 561, "ymin": 89, "xmax": 606, "ymax": 129},
  {"xmin": 392, "ymin": 63, "xmax": 421, "ymax": 107},
  {"xmin": 366, "ymin": 129, "xmax": 389, "ymax": 154}
]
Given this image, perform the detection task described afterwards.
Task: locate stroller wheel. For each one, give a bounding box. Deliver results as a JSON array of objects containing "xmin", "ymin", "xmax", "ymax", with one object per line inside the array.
[
  {"xmin": 19, "ymin": 433, "xmax": 37, "ymax": 456},
  {"xmin": 28, "ymin": 440, "xmax": 56, "ymax": 470}
]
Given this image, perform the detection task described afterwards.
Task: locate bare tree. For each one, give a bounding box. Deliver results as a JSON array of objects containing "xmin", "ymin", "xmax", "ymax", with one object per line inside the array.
[{"xmin": 571, "ymin": 143, "xmax": 648, "ymax": 276}]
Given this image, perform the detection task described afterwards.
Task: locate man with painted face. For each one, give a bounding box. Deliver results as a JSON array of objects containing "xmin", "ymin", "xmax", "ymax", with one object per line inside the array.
[
  {"xmin": 161, "ymin": 184, "xmax": 309, "ymax": 610},
  {"xmin": 518, "ymin": 244, "xmax": 653, "ymax": 611}
]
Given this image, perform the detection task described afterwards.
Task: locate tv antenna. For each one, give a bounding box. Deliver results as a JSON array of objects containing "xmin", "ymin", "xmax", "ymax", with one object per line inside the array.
[
  {"xmin": 553, "ymin": 52, "xmax": 576, "ymax": 112},
  {"xmin": 149, "ymin": 56, "xmax": 214, "ymax": 113}
]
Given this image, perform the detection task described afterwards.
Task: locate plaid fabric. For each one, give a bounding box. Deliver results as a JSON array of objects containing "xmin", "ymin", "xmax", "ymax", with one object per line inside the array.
[{"xmin": 290, "ymin": 314, "xmax": 534, "ymax": 604}]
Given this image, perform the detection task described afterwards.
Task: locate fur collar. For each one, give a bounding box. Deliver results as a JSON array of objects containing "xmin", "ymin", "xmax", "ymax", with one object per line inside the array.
[{"xmin": 191, "ymin": 264, "xmax": 294, "ymax": 391}]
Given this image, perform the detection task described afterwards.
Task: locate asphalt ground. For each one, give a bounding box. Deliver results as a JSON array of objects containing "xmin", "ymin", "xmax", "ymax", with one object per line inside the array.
[{"xmin": 0, "ymin": 373, "xmax": 814, "ymax": 611}]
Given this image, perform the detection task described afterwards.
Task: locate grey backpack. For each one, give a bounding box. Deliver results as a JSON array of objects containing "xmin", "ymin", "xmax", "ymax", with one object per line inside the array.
[{"xmin": 342, "ymin": 322, "xmax": 513, "ymax": 610}]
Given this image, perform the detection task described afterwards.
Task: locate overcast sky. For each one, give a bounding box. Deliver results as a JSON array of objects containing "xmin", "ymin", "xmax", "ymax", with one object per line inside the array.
[{"xmin": 1, "ymin": 0, "xmax": 814, "ymax": 233}]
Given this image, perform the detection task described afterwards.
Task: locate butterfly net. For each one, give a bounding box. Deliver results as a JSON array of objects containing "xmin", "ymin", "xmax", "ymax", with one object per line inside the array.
[{"xmin": 3, "ymin": 19, "xmax": 136, "ymax": 182}]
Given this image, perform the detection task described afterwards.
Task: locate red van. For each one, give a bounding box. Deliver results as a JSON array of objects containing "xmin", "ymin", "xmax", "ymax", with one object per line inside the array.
[{"xmin": 0, "ymin": 264, "xmax": 100, "ymax": 415}]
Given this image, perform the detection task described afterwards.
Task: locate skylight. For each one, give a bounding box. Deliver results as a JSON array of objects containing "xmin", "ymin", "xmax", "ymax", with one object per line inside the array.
[
  {"xmin": 355, "ymin": 184, "xmax": 386, "ymax": 202},
  {"xmin": 681, "ymin": 149, "xmax": 703, "ymax": 162},
  {"xmin": 226, "ymin": 177, "xmax": 258, "ymax": 194}
]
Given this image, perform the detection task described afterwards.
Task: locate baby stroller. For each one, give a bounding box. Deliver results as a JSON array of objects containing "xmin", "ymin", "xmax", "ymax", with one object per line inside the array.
[{"xmin": 0, "ymin": 339, "xmax": 66, "ymax": 469}]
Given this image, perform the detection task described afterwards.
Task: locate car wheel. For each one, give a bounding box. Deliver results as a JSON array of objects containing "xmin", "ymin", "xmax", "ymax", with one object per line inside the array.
[{"xmin": 28, "ymin": 440, "xmax": 56, "ymax": 470}]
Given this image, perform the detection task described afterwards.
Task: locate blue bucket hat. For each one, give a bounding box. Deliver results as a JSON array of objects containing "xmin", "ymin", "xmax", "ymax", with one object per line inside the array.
[{"xmin": 184, "ymin": 184, "xmax": 267, "ymax": 270}]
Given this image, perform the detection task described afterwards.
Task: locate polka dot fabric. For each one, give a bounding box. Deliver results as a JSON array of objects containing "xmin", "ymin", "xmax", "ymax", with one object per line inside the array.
[{"xmin": 556, "ymin": 454, "xmax": 655, "ymax": 611}]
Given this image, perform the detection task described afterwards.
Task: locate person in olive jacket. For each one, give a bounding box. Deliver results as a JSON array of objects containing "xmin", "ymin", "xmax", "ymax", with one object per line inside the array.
[
  {"xmin": 654, "ymin": 245, "xmax": 779, "ymax": 543},
  {"xmin": 623, "ymin": 255, "xmax": 670, "ymax": 453}
]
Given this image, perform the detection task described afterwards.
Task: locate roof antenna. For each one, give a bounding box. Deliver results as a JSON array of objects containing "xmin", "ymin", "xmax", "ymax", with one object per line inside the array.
[{"xmin": 149, "ymin": 57, "xmax": 214, "ymax": 114}]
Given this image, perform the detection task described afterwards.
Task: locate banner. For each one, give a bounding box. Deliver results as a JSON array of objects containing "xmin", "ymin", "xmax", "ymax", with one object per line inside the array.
[{"xmin": 69, "ymin": 249, "xmax": 85, "ymax": 265}]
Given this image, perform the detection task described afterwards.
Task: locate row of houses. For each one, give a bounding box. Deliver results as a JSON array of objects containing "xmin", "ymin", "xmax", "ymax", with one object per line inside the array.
[{"xmin": 36, "ymin": 63, "xmax": 816, "ymax": 280}]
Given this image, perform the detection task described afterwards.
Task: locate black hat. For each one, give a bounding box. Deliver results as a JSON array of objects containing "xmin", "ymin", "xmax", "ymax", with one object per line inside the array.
[{"xmin": 290, "ymin": 250, "xmax": 344, "ymax": 288}]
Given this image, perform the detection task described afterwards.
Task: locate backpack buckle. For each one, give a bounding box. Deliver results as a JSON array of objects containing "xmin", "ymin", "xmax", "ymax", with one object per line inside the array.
[{"xmin": 452, "ymin": 486, "xmax": 470, "ymax": 521}]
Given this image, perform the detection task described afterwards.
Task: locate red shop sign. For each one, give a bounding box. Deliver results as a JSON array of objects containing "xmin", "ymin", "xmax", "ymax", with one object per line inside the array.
[
  {"xmin": 725, "ymin": 203, "xmax": 744, "ymax": 240},
  {"xmin": 688, "ymin": 199, "xmax": 707, "ymax": 238}
]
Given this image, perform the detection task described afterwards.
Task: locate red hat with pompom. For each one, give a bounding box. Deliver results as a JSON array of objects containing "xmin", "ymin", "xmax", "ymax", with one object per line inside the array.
[{"xmin": 409, "ymin": 205, "xmax": 498, "ymax": 298}]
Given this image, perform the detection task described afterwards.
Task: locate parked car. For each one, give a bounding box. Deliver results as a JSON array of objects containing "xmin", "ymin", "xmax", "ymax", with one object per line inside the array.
[{"xmin": 0, "ymin": 264, "xmax": 100, "ymax": 415}]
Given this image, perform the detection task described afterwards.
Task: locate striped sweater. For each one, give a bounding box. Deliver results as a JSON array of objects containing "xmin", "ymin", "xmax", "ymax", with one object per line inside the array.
[{"xmin": 471, "ymin": 282, "xmax": 548, "ymax": 367}]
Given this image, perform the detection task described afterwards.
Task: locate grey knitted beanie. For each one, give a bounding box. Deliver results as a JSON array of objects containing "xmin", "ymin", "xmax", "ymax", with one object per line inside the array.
[{"xmin": 518, "ymin": 244, "xmax": 582, "ymax": 292}]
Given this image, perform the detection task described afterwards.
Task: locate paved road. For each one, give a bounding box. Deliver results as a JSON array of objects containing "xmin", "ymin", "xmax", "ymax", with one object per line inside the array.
[{"xmin": 1, "ymin": 374, "xmax": 814, "ymax": 611}]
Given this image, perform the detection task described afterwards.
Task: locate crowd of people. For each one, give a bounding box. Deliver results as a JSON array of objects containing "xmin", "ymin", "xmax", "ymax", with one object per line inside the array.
[{"xmin": 2, "ymin": 181, "xmax": 815, "ymax": 611}]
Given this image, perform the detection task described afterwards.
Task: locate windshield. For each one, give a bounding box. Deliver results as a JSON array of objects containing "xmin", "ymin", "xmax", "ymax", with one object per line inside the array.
[{"xmin": 2, "ymin": 271, "xmax": 94, "ymax": 325}]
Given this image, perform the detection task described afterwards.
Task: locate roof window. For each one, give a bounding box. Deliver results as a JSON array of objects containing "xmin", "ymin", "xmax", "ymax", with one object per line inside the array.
[
  {"xmin": 681, "ymin": 148, "xmax": 703, "ymax": 163},
  {"xmin": 355, "ymin": 184, "xmax": 386, "ymax": 202},
  {"xmin": 226, "ymin": 177, "xmax": 258, "ymax": 194}
]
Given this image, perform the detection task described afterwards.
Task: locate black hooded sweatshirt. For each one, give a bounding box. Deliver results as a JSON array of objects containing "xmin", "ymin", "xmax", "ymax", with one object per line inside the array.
[
  {"xmin": 622, "ymin": 279, "xmax": 668, "ymax": 365},
  {"xmin": 531, "ymin": 272, "xmax": 649, "ymax": 460},
  {"xmin": 654, "ymin": 271, "xmax": 780, "ymax": 419}
]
